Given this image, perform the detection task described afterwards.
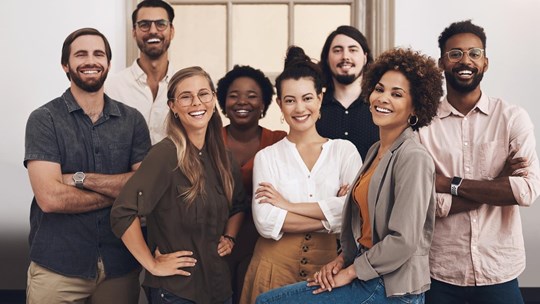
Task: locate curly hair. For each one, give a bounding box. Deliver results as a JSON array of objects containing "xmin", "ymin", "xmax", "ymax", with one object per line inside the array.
[
  {"xmin": 438, "ymin": 20, "xmax": 486, "ymax": 56},
  {"xmin": 275, "ymin": 46, "xmax": 324, "ymax": 99},
  {"xmin": 361, "ymin": 48, "xmax": 443, "ymax": 131},
  {"xmin": 216, "ymin": 65, "xmax": 274, "ymax": 117}
]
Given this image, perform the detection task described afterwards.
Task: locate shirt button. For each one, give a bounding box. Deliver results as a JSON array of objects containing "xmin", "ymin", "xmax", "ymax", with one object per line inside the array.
[
  {"xmin": 305, "ymin": 234, "xmax": 312, "ymax": 240},
  {"xmin": 465, "ymin": 167, "xmax": 470, "ymax": 172},
  {"xmin": 464, "ymin": 117, "xmax": 468, "ymax": 121},
  {"xmin": 345, "ymin": 110, "xmax": 349, "ymax": 114},
  {"xmin": 299, "ymin": 270, "xmax": 307, "ymax": 277},
  {"xmin": 301, "ymin": 258, "xmax": 308, "ymax": 265},
  {"xmin": 464, "ymin": 142, "xmax": 468, "ymax": 146},
  {"xmin": 344, "ymin": 132, "xmax": 349, "ymax": 136},
  {"xmin": 302, "ymin": 245, "xmax": 309, "ymax": 252},
  {"xmin": 138, "ymin": 192, "xmax": 143, "ymax": 196},
  {"xmin": 309, "ymin": 194, "xmax": 313, "ymax": 197},
  {"xmin": 472, "ymin": 219, "xmax": 477, "ymax": 223}
]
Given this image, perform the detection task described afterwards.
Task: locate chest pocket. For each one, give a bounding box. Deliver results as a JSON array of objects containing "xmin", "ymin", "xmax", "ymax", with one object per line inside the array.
[{"xmin": 479, "ymin": 140, "xmax": 507, "ymax": 179}]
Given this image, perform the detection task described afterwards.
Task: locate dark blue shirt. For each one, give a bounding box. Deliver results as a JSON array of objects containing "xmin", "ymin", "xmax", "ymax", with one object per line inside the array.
[
  {"xmin": 316, "ymin": 92, "xmax": 379, "ymax": 160},
  {"xmin": 24, "ymin": 89, "xmax": 151, "ymax": 279}
]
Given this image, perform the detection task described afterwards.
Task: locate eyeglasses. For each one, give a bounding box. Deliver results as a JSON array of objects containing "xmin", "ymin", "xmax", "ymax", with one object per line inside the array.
[
  {"xmin": 173, "ymin": 89, "xmax": 215, "ymax": 106},
  {"xmin": 135, "ymin": 19, "xmax": 170, "ymax": 32},
  {"xmin": 444, "ymin": 48, "xmax": 485, "ymax": 63}
]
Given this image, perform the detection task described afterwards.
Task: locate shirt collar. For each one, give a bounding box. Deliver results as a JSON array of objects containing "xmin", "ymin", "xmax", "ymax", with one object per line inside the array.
[
  {"xmin": 131, "ymin": 59, "xmax": 173, "ymax": 83},
  {"xmin": 62, "ymin": 88, "xmax": 121, "ymax": 117},
  {"xmin": 438, "ymin": 92, "xmax": 490, "ymax": 119}
]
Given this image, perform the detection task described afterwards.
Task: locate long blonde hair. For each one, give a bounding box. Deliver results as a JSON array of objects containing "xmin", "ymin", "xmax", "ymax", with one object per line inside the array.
[{"xmin": 166, "ymin": 66, "xmax": 234, "ymax": 205}]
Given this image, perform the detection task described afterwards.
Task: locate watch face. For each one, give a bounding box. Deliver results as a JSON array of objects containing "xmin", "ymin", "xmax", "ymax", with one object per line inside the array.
[{"xmin": 73, "ymin": 172, "xmax": 85, "ymax": 182}]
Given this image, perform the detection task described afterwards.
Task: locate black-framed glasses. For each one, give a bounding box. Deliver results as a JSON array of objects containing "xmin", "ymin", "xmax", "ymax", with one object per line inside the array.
[
  {"xmin": 444, "ymin": 48, "xmax": 485, "ymax": 63},
  {"xmin": 173, "ymin": 89, "xmax": 215, "ymax": 106},
  {"xmin": 135, "ymin": 19, "xmax": 170, "ymax": 32}
]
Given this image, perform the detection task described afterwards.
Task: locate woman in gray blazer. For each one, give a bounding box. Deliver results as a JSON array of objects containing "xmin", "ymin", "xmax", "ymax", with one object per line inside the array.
[{"xmin": 255, "ymin": 48, "xmax": 443, "ymax": 304}]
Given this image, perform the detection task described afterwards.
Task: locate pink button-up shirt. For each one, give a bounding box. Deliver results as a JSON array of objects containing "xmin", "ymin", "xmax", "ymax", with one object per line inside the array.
[{"xmin": 418, "ymin": 93, "xmax": 540, "ymax": 286}]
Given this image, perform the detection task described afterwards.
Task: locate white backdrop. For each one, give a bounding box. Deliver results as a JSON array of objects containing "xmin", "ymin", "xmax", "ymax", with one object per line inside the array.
[{"xmin": 0, "ymin": 0, "xmax": 538, "ymax": 290}]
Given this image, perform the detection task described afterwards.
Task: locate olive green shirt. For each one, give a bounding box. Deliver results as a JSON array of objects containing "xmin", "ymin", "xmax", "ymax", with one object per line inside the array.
[{"xmin": 111, "ymin": 138, "xmax": 246, "ymax": 303}]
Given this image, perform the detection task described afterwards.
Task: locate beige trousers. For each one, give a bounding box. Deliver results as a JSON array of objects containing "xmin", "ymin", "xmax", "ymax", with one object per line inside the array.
[{"xmin": 26, "ymin": 259, "xmax": 140, "ymax": 304}]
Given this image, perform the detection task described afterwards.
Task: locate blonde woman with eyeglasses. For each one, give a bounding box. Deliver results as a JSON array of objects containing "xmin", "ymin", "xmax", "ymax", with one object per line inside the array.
[{"xmin": 111, "ymin": 66, "xmax": 246, "ymax": 304}]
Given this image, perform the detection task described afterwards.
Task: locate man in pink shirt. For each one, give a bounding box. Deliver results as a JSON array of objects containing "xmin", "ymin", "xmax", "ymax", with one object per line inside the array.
[{"xmin": 418, "ymin": 20, "xmax": 540, "ymax": 303}]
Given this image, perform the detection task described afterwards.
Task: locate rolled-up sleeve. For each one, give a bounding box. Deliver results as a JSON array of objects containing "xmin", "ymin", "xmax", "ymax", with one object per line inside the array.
[
  {"xmin": 251, "ymin": 150, "xmax": 288, "ymax": 240},
  {"xmin": 436, "ymin": 193, "xmax": 452, "ymax": 217},
  {"xmin": 508, "ymin": 108, "xmax": 540, "ymax": 207},
  {"xmin": 111, "ymin": 140, "xmax": 174, "ymax": 238},
  {"xmin": 319, "ymin": 141, "xmax": 362, "ymax": 233}
]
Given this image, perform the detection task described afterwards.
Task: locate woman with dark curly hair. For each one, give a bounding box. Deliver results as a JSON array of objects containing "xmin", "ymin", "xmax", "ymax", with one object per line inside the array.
[
  {"xmin": 255, "ymin": 48, "xmax": 443, "ymax": 304},
  {"xmin": 216, "ymin": 65, "xmax": 287, "ymax": 303}
]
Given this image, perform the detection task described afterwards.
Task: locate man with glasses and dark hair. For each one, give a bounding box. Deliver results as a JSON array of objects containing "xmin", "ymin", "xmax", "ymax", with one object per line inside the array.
[
  {"xmin": 418, "ymin": 20, "xmax": 540, "ymax": 304},
  {"xmin": 317, "ymin": 25, "xmax": 379, "ymax": 160},
  {"xmin": 24, "ymin": 27, "xmax": 150, "ymax": 303},
  {"xmin": 106, "ymin": 0, "xmax": 175, "ymax": 144}
]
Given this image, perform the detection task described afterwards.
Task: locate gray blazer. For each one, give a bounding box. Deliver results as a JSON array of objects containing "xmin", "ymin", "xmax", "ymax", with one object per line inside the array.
[{"xmin": 340, "ymin": 127, "xmax": 436, "ymax": 297}]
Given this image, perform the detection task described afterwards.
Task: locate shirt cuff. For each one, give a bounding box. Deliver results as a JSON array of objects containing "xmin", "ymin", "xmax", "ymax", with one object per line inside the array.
[
  {"xmin": 436, "ymin": 193, "xmax": 452, "ymax": 217},
  {"xmin": 509, "ymin": 176, "xmax": 534, "ymax": 206}
]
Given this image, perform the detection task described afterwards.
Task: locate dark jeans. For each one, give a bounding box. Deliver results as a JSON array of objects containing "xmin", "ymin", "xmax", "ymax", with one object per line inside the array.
[
  {"xmin": 149, "ymin": 288, "xmax": 232, "ymax": 304},
  {"xmin": 425, "ymin": 278, "xmax": 524, "ymax": 304}
]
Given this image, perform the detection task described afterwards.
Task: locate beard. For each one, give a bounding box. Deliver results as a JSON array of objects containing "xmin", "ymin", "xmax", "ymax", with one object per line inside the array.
[
  {"xmin": 445, "ymin": 67, "xmax": 484, "ymax": 93},
  {"xmin": 68, "ymin": 65, "xmax": 108, "ymax": 93},
  {"xmin": 137, "ymin": 34, "xmax": 170, "ymax": 60},
  {"xmin": 333, "ymin": 66, "xmax": 364, "ymax": 85}
]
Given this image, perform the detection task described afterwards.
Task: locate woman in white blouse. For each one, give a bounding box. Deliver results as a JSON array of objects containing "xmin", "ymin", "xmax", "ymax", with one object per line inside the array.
[{"xmin": 239, "ymin": 46, "xmax": 362, "ymax": 304}]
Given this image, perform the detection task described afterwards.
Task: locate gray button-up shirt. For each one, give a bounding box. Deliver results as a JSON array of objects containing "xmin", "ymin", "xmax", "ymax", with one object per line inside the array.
[{"xmin": 24, "ymin": 89, "xmax": 151, "ymax": 279}]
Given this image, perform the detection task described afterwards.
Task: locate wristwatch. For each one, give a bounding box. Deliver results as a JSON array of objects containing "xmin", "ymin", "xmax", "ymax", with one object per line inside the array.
[
  {"xmin": 73, "ymin": 172, "xmax": 86, "ymax": 189},
  {"xmin": 450, "ymin": 176, "xmax": 463, "ymax": 196}
]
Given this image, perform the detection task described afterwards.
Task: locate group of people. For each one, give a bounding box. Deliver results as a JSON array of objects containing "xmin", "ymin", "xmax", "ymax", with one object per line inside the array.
[{"xmin": 23, "ymin": 0, "xmax": 539, "ymax": 304}]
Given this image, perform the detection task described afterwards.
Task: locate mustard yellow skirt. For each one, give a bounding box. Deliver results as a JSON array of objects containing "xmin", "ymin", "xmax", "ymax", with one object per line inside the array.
[{"xmin": 240, "ymin": 232, "xmax": 338, "ymax": 304}]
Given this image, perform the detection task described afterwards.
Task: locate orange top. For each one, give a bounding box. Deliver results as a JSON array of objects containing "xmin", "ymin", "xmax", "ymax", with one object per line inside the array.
[
  {"xmin": 353, "ymin": 157, "xmax": 380, "ymax": 249},
  {"xmin": 222, "ymin": 127, "xmax": 287, "ymax": 195}
]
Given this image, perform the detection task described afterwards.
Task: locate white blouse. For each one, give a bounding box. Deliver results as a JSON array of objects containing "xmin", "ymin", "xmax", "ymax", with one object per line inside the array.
[{"xmin": 252, "ymin": 137, "xmax": 362, "ymax": 240}]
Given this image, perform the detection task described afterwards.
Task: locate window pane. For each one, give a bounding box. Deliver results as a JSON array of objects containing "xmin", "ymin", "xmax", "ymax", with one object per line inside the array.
[
  {"xmin": 294, "ymin": 5, "xmax": 351, "ymax": 60},
  {"xmin": 232, "ymin": 5, "xmax": 288, "ymax": 75},
  {"xmin": 170, "ymin": 5, "xmax": 227, "ymax": 83}
]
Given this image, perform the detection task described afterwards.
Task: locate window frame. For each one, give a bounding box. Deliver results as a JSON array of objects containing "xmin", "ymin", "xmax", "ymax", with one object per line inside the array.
[{"xmin": 125, "ymin": 0, "xmax": 394, "ymax": 67}]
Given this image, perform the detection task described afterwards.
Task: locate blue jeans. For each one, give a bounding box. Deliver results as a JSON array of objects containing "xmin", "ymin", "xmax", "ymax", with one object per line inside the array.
[
  {"xmin": 256, "ymin": 278, "xmax": 424, "ymax": 304},
  {"xmin": 149, "ymin": 288, "xmax": 232, "ymax": 304},
  {"xmin": 425, "ymin": 278, "xmax": 524, "ymax": 304}
]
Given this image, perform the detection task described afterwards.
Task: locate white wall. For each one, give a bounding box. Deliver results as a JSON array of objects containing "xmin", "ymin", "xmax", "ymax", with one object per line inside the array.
[
  {"xmin": 0, "ymin": 0, "xmax": 127, "ymax": 289},
  {"xmin": 395, "ymin": 0, "xmax": 540, "ymax": 287},
  {"xmin": 1, "ymin": 0, "xmax": 538, "ymax": 290}
]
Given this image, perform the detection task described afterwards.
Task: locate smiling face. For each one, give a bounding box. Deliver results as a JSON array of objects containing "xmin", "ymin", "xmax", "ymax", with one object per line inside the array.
[
  {"xmin": 169, "ymin": 75, "xmax": 216, "ymax": 134},
  {"xmin": 327, "ymin": 34, "xmax": 367, "ymax": 85},
  {"xmin": 440, "ymin": 33, "xmax": 488, "ymax": 93},
  {"xmin": 278, "ymin": 77, "xmax": 322, "ymax": 133},
  {"xmin": 62, "ymin": 35, "xmax": 109, "ymax": 93},
  {"xmin": 369, "ymin": 70, "xmax": 414, "ymax": 132},
  {"xmin": 133, "ymin": 7, "xmax": 175, "ymax": 60},
  {"xmin": 225, "ymin": 77, "xmax": 264, "ymax": 128}
]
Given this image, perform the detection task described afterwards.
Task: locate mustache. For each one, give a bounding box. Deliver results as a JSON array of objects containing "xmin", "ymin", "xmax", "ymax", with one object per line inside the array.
[
  {"xmin": 78, "ymin": 64, "xmax": 103, "ymax": 71},
  {"xmin": 452, "ymin": 64, "xmax": 478, "ymax": 74},
  {"xmin": 337, "ymin": 60, "xmax": 355, "ymax": 68}
]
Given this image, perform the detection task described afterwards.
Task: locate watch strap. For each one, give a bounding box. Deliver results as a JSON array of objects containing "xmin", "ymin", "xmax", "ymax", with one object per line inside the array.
[{"xmin": 450, "ymin": 176, "xmax": 463, "ymax": 196}]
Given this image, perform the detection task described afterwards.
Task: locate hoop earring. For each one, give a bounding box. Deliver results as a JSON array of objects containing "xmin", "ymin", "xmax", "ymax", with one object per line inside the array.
[
  {"xmin": 280, "ymin": 115, "xmax": 284, "ymax": 124},
  {"xmin": 174, "ymin": 112, "xmax": 179, "ymax": 119},
  {"xmin": 260, "ymin": 110, "xmax": 264, "ymax": 119},
  {"xmin": 318, "ymin": 111, "xmax": 322, "ymax": 120},
  {"xmin": 408, "ymin": 114, "xmax": 418, "ymax": 126}
]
